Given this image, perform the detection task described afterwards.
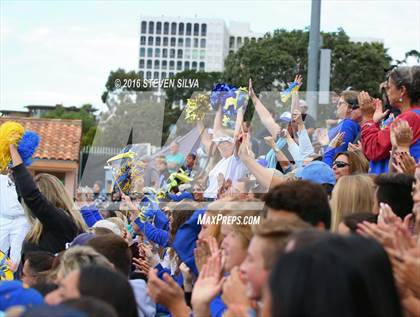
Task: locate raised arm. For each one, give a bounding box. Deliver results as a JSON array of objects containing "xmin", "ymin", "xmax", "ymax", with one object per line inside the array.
[
  {"xmin": 249, "ymin": 79, "xmax": 280, "ymax": 139},
  {"xmin": 291, "ymin": 75, "xmax": 303, "ymax": 113},
  {"xmin": 213, "ymin": 101, "xmax": 224, "ymax": 135},
  {"xmin": 197, "ymin": 120, "xmax": 213, "ymax": 155},
  {"xmin": 9, "ymin": 144, "xmax": 75, "ymax": 229},
  {"xmin": 238, "ymin": 132, "xmax": 284, "ymax": 189}
]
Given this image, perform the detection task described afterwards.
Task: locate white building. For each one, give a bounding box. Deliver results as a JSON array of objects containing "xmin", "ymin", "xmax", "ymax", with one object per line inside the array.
[{"xmin": 138, "ymin": 16, "xmax": 264, "ymax": 80}]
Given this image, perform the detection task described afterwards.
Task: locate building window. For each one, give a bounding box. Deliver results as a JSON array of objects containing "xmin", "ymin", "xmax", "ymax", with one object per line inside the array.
[
  {"xmin": 169, "ymin": 72, "xmax": 174, "ymax": 77},
  {"xmin": 229, "ymin": 36, "xmax": 234, "ymax": 48},
  {"xmin": 141, "ymin": 21, "xmax": 147, "ymax": 34},
  {"xmin": 192, "ymin": 61, "xmax": 197, "ymax": 70},
  {"xmin": 139, "ymin": 59, "xmax": 145, "ymax": 68},
  {"xmin": 148, "ymin": 36, "xmax": 153, "ymax": 46},
  {"xmin": 192, "ymin": 49, "xmax": 198, "ymax": 59},
  {"xmin": 193, "ymin": 38, "xmax": 199, "ymax": 48},
  {"xmin": 178, "ymin": 38, "xmax": 184, "ymax": 46},
  {"xmin": 139, "ymin": 71, "xmax": 144, "ymax": 77},
  {"xmin": 171, "ymin": 22, "xmax": 177, "ymax": 35},
  {"xmin": 179, "ymin": 23, "xmax": 184, "ymax": 35},
  {"xmin": 154, "ymin": 60, "xmax": 160, "ymax": 68},
  {"xmin": 156, "ymin": 37, "xmax": 161, "ymax": 46},
  {"xmin": 156, "ymin": 22, "xmax": 162, "ymax": 34},
  {"xmin": 162, "ymin": 49, "xmax": 168, "ymax": 58},
  {"xmin": 184, "ymin": 61, "xmax": 190, "ymax": 70},
  {"xmin": 251, "ymin": 37, "xmax": 256, "ymax": 43},
  {"xmin": 163, "ymin": 22, "xmax": 169, "ymax": 34},
  {"xmin": 185, "ymin": 50, "xmax": 191, "ymax": 59},
  {"xmin": 169, "ymin": 61, "xmax": 175, "ymax": 70},
  {"xmin": 200, "ymin": 50, "xmax": 205, "ymax": 59},
  {"xmin": 200, "ymin": 38, "xmax": 206, "ymax": 48},
  {"xmin": 186, "ymin": 38, "xmax": 191, "ymax": 47},
  {"xmin": 154, "ymin": 71, "xmax": 159, "ymax": 79},
  {"xmin": 146, "ymin": 71, "xmax": 152, "ymax": 79},
  {"xmin": 162, "ymin": 72, "xmax": 167, "ymax": 79},
  {"xmin": 244, "ymin": 37, "xmax": 249, "ymax": 45},
  {"xmin": 162, "ymin": 60, "xmax": 167, "ymax": 69},
  {"xmin": 148, "ymin": 21, "xmax": 154, "ymax": 34},
  {"xmin": 186, "ymin": 23, "xmax": 192, "ymax": 35},
  {"xmin": 140, "ymin": 48, "xmax": 145, "ymax": 57},
  {"xmin": 237, "ymin": 37, "xmax": 242, "ymax": 46},
  {"xmin": 177, "ymin": 49, "xmax": 183, "ymax": 58},
  {"xmin": 177, "ymin": 61, "xmax": 182, "ymax": 70},
  {"xmin": 146, "ymin": 60, "xmax": 152, "ymax": 69},
  {"xmin": 170, "ymin": 49, "xmax": 176, "ymax": 58},
  {"xmin": 147, "ymin": 48, "xmax": 153, "ymax": 57},
  {"xmin": 141, "ymin": 36, "xmax": 146, "ymax": 45},
  {"xmin": 201, "ymin": 24, "xmax": 207, "ymax": 36},
  {"xmin": 193, "ymin": 23, "xmax": 199, "ymax": 36},
  {"xmin": 170, "ymin": 37, "xmax": 176, "ymax": 47},
  {"xmin": 155, "ymin": 48, "xmax": 160, "ymax": 58},
  {"xmin": 199, "ymin": 62, "xmax": 205, "ymax": 71},
  {"xmin": 163, "ymin": 37, "xmax": 168, "ymax": 46}
]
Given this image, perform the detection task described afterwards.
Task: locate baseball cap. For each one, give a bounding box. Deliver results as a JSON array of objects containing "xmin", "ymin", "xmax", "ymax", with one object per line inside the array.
[
  {"xmin": 296, "ymin": 161, "xmax": 336, "ymax": 185},
  {"xmin": 92, "ymin": 220, "xmax": 122, "ymax": 236},
  {"xmin": 278, "ymin": 111, "xmax": 292, "ymax": 123},
  {"xmin": 67, "ymin": 233, "xmax": 97, "ymax": 248},
  {"xmin": 0, "ymin": 281, "xmax": 43, "ymax": 311}
]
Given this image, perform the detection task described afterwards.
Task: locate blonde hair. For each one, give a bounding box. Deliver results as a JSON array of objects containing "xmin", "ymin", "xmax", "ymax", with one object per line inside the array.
[
  {"xmin": 56, "ymin": 246, "xmax": 113, "ymax": 279},
  {"xmin": 330, "ymin": 174, "xmax": 375, "ymax": 232},
  {"xmin": 26, "ymin": 173, "xmax": 88, "ymax": 243}
]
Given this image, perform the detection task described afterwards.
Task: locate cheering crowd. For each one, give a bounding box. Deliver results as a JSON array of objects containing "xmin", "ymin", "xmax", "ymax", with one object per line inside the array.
[{"xmin": 0, "ymin": 65, "xmax": 420, "ymax": 317}]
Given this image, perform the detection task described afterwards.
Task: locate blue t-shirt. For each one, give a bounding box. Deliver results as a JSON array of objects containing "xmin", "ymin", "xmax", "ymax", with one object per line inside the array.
[{"xmin": 326, "ymin": 118, "xmax": 360, "ymax": 160}]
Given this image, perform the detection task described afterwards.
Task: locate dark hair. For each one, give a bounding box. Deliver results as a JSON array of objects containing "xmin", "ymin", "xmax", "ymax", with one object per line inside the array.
[
  {"xmin": 32, "ymin": 282, "xmax": 58, "ymax": 296},
  {"xmin": 78, "ymin": 266, "xmax": 139, "ymax": 317},
  {"xmin": 169, "ymin": 203, "xmax": 196, "ymax": 243},
  {"xmin": 187, "ymin": 153, "xmax": 197, "ymax": 160},
  {"xmin": 375, "ymin": 173, "xmax": 415, "ymax": 219},
  {"xmin": 341, "ymin": 90, "xmax": 359, "ymax": 109},
  {"xmin": 343, "ymin": 212, "xmax": 378, "ymax": 233},
  {"xmin": 87, "ymin": 235, "xmax": 132, "ymax": 277},
  {"xmin": 387, "ymin": 65, "xmax": 420, "ymax": 103},
  {"xmin": 63, "ymin": 297, "xmax": 118, "ymax": 317},
  {"xmin": 334, "ymin": 151, "xmax": 369, "ymax": 175},
  {"xmin": 263, "ymin": 181, "xmax": 331, "ymax": 229},
  {"xmin": 24, "ymin": 251, "xmax": 55, "ymax": 273},
  {"xmin": 270, "ymin": 235, "xmax": 402, "ymax": 317}
]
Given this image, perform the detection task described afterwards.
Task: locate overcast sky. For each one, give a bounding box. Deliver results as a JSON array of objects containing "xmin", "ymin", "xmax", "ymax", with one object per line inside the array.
[{"xmin": 1, "ymin": 0, "xmax": 419, "ymax": 112}]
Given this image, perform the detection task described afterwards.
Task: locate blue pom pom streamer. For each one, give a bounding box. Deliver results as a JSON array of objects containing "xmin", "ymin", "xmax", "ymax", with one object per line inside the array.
[{"xmin": 17, "ymin": 131, "xmax": 40, "ymax": 166}]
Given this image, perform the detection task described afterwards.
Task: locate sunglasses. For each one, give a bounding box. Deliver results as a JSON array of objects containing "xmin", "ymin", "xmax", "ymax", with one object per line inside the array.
[{"xmin": 333, "ymin": 161, "xmax": 350, "ymax": 168}]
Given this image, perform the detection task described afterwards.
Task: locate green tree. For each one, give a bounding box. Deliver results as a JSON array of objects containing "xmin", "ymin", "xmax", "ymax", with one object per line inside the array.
[
  {"xmin": 43, "ymin": 104, "xmax": 98, "ymax": 146},
  {"xmin": 223, "ymin": 28, "xmax": 392, "ymax": 95}
]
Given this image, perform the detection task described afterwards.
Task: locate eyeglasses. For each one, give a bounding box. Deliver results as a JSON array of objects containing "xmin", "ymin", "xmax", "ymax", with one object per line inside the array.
[{"xmin": 333, "ymin": 161, "xmax": 350, "ymax": 168}]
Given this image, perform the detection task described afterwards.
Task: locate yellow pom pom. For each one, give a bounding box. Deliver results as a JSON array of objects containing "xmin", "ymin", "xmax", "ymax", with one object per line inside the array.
[{"xmin": 0, "ymin": 121, "xmax": 25, "ymax": 172}]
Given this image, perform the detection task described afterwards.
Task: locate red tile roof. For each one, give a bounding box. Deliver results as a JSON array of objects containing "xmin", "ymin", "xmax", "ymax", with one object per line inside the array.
[{"xmin": 0, "ymin": 117, "xmax": 82, "ymax": 161}]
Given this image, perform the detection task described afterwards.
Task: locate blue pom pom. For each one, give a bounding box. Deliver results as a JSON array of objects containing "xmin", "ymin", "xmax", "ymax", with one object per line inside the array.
[
  {"xmin": 210, "ymin": 83, "xmax": 237, "ymax": 111},
  {"xmin": 17, "ymin": 131, "xmax": 40, "ymax": 166}
]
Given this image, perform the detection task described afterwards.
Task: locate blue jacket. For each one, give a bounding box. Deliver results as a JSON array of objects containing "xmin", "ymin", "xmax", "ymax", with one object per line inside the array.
[
  {"xmin": 80, "ymin": 205, "xmax": 103, "ymax": 227},
  {"xmin": 327, "ymin": 118, "xmax": 360, "ymax": 157},
  {"xmin": 134, "ymin": 218, "xmax": 170, "ymax": 247}
]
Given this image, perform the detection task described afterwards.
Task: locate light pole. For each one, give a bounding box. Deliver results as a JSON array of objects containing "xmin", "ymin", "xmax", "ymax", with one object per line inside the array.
[{"xmin": 306, "ymin": 0, "xmax": 321, "ymax": 121}]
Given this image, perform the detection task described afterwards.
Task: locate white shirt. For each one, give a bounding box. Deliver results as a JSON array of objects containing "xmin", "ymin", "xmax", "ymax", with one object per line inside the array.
[
  {"xmin": 204, "ymin": 155, "xmax": 248, "ymax": 199},
  {"xmin": 0, "ymin": 174, "xmax": 25, "ymax": 218}
]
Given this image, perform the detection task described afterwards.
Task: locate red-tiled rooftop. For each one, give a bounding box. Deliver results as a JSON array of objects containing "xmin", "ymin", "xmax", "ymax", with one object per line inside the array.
[{"xmin": 0, "ymin": 117, "xmax": 82, "ymax": 161}]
